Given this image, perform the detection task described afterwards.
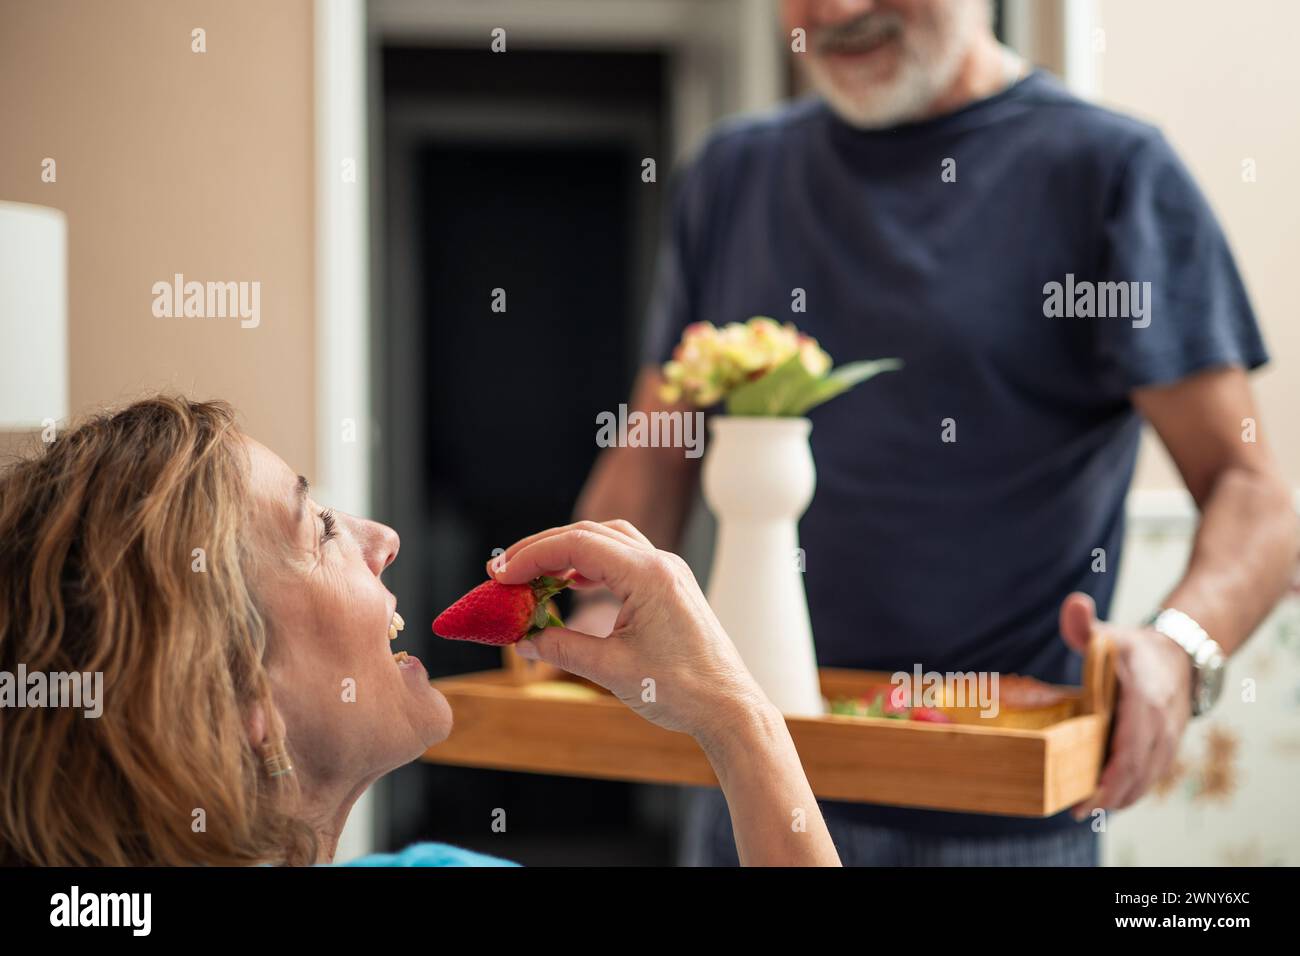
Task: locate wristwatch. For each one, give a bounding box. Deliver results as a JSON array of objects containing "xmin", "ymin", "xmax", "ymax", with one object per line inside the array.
[{"xmin": 1144, "ymin": 607, "xmax": 1227, "ymax": 717}]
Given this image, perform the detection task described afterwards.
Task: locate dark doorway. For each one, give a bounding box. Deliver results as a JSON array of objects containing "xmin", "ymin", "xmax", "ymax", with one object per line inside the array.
[{"xmin": 375, "ymin": 46, "xmax": 673, "ymax": 864}]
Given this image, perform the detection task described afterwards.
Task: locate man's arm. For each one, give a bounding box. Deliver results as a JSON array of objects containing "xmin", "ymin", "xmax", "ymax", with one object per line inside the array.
[
  {"xmin": 575, "ymin": 367, "xmax": 701, "ymax": 549},
  {"xmin": 1134, "ymin": 365, "xmax": 1297, "ymax": 653},
  {"xmin": 1066, "ymin": 365, "xmax": 1297, "ymax": 816},
  {"xmin": 566, "ymin": 369, "xmax": 702, "ymax": 633}
]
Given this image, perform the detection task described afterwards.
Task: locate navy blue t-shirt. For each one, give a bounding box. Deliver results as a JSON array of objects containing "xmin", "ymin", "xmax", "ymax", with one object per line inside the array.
[{"xmin": 645, "ymin": 71, "xmax": 1267, "ymax": 835}]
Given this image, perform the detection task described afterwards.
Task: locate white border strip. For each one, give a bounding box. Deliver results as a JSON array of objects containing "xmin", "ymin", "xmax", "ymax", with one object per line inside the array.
[
  {"xmin": 316, "ymin": 0, "xmax": 371, "ymax": 517},
  {"xmin": 315, "ymin": 0, "xmax": 373, "ymax": 862},
  {"xmin": 1060, "ymin": 0, "xmax": 1099, "ymax": 99}
]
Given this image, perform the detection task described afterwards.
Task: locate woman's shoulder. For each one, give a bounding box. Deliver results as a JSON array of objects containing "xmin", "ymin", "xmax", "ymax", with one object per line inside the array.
[{"xmin": 341, "ymin": 842, "xmax": 519, "ymax": 867}]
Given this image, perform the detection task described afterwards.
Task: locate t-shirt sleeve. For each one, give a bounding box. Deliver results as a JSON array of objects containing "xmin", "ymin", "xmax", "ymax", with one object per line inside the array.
[
  {"xmin": 1092, "ymin": 130, "xmax": 1268, "ymax": 395},
  {"xmin": 640, "ymin": 149, "xmax": 713, "ymax": 369}
]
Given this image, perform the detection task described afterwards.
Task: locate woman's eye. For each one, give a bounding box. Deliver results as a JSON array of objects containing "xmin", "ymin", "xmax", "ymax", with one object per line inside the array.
[{"xmin": 319, "ymin": 508, "xmax": 338, "ymax": 544}]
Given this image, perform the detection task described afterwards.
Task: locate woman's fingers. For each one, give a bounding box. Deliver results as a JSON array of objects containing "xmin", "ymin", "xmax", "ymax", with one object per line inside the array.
[
  {"xmin": 514, "ymin": 625, "xmax": 633, "ymax": 686},
  {"xmin": 491, "ymin": 526, "xmax": 654, "ymax": 601},
  {"xmin": 490, "ymin": 519, "xmax": 654, "ymax": 574},
  {"xmin": 598, "ymin": 518, "xmax": 655, "ymax": 548}
]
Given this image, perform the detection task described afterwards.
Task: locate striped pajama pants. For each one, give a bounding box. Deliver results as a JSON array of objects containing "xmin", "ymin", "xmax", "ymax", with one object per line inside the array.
[{"xmin": 680, "ymin": 788, "xmax": 1099, "ymax": 867}]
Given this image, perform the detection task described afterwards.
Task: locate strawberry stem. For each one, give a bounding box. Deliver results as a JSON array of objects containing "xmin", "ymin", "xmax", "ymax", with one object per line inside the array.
[{"xmin": 523, "ymin": 575, "xmax": 571, "ymax": 637}]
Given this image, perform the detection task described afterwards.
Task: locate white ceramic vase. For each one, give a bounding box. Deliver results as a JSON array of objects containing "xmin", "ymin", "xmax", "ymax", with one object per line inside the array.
[{"xmin": 701, "ymin": 416, "xmax": 824, "ymax": 716}]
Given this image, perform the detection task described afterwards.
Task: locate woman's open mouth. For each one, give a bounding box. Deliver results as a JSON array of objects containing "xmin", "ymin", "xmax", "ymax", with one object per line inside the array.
[
  {"xmin": 392, "ymin": 649, "xmax": 424, "ymax": 672},
  {"xmin": 387, "ymin": 608, "xmax": 427, "ymax": 674},
  {"xmin": 386, "ymin": 609, "xmax": 415, "ymax": 667}
]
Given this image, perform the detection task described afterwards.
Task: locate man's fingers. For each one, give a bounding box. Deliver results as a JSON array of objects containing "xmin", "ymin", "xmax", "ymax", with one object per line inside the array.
[
  {"xmin": 1123, "ymin": 732, "xmax": 1167, "ymax": 809},
  {"xmin": 514, "ymin": 626, "xmax": 630, "ymax": 686},
  {"xmin": 1072, "ymin": 693, "xmax": 1150, "ymax": 819},
  {"xmin": 1059, "ymin": 591, "xmax": 1097, "ymax": 654},
  {"xmin": 1072, "ymin": 688, "xmax": 1133, "ymax": 819},
  {"xmin": 1116, "ymin": 699, "xmax": 1177, "ymax": 810},
  {"xmin": 491, "ymin": 527, "xmax": 652, "ymax": 599}
]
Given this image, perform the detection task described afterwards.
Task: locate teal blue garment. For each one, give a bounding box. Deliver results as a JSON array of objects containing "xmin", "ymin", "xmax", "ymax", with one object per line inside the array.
[{"xmin": 343, "ymin": 842, "xmax": 518, "ymax": 867}]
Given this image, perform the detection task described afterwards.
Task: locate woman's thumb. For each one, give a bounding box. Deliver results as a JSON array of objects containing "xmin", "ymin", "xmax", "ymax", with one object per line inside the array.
[{"xmin": 514, "ymin": 626, "xmax": 622, "ymax": 684}]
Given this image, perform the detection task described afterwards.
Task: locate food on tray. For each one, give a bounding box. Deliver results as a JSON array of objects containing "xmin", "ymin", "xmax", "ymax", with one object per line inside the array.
[
  {"xmin": 829, "ymin": 684, "xmax": 952, "ymax": 723},
  {"xmin": 433, "ymin": 576, "xmax": 570, "ymax": 645},
  {"xmin": 830, "ymin": 675, "xmax": 1073, "ymax": 729},
  {"xmin": 959, "ymin": 674, "xmax": 1074, "ymax": 728}
]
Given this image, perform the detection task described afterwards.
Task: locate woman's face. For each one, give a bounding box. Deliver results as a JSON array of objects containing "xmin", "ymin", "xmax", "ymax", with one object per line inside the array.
[{"xmin": 243, "ymin": 438, "xmax": 451, "ymax": 793}]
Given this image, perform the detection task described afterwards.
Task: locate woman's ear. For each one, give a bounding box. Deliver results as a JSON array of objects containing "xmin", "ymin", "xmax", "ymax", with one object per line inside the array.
[
  {"xmin": 246, "ymin": 699, "xmax": 290, "ymax": 763},
  {"xmin": 245, "ymin": 701, "xmax": 269, "ymax": 752}
]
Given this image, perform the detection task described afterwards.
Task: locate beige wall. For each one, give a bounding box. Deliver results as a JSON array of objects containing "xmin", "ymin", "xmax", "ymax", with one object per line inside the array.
[
  {"xmin": 0, "ymin": 0, "xmax": 316, "ymax": 473},
  {"xmin": 1095, "ymin": 0, "xmax": 1299, "ymax": 490}
]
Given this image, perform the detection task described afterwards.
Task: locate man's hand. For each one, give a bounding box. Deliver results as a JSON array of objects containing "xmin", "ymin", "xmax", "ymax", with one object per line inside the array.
[{"xmin": 1059, "ymin": 591, "xmax": 1192, "ymax": 819}]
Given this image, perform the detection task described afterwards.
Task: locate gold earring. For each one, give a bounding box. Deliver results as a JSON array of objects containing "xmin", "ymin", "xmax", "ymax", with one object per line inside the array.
[{"xmin": 263, "ymin": 741, "xmax": 294, "ymax": 778}]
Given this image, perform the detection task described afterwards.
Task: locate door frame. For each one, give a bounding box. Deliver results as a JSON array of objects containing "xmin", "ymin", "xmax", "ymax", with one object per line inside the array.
[{"xmin": 316, "ymin": 0, "xmax": 778, "ymax": 860}]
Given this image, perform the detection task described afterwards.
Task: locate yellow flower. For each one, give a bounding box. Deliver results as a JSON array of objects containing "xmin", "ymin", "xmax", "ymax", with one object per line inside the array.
[
  {"xmin": 799, "ymin": 335, "xmax": 832, "ymax": 376},
  {"xmin": 660, "ymin": 316, "xmax": 841, "ymax": 409}
]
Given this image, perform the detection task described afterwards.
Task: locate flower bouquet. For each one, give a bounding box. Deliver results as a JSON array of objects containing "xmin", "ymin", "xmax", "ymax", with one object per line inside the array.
[{"xmin": 660, "ymin": 316, "xmax": 901, "ymax": 415}]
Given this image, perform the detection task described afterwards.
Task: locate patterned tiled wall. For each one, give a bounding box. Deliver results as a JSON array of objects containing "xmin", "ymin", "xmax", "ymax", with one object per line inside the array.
[{"xmin": 1103, "ymin": 500, "xmax": 1300, "ymax": 866}]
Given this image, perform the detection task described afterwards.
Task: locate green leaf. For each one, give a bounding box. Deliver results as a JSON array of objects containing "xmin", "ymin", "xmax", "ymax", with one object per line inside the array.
[
  {"xmin": 524, "ymin": 607, "xmax": 566, "ymax": 638},
  {"xmin": 533, "ymin": 575, "xmax": 571, "ymax": 592},
  {"xmin": 724, "ymin": 353, "xmax": 819, "ymax": 416},
  {"xmin": 530, "ymin": 575, "xmax": 572, "ymax": 604},
  {"xmin": 723, "ymin": 354, "xmax": 903, "ymax": 417},
  {"xmin": 786, "ymin": 358, "xmax": 903, "ymax": 416}
]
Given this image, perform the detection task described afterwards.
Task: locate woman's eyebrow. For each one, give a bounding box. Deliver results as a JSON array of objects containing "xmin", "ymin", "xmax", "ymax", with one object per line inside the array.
[{"xmin": 294, "ymin": 474, "xmax": 310, "ymax": 523}]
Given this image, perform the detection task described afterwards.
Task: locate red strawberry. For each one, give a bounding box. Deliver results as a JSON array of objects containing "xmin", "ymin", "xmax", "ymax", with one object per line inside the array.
[
  {"xmin": 866, "ymin": 683, "xmax": 910, "ymax": 715},
  {"xmin": 909, "ymin": 707, "xmax": 952, "ymax": 724},
  {"xmin": 433, "ymin": 576, "xmax": 570, "ymax": 645}
]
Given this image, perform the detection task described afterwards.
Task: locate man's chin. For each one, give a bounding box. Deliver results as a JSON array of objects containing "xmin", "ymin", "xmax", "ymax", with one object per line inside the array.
[
  {"xmin": 805, "ymin": 59, "xmax": 933, "ymax": 129},
  {"xmin": 818, "ymin": 84, "xmax": 930, "ymax": 130}
]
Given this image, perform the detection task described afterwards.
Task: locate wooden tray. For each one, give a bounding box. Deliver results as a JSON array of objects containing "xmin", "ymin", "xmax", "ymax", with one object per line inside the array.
[{"xmin": 421, "ymin": 635, "xmax": 1117, "ymax": 817}]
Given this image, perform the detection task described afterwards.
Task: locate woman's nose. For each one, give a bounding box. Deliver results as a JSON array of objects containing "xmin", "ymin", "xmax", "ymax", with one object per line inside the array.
[{"xmin": 364, "ymin": 520, "xmax": 400, "ymax": 576}]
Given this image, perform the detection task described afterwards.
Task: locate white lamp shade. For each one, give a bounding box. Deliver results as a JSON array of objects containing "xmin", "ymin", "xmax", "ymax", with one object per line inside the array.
[{"xmin": 0, "ymin": 201, "xmax": 68, "ymax": 428}]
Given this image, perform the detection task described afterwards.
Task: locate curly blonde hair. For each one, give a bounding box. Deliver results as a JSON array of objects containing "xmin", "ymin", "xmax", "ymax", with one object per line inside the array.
[{"xmin": 0, "ymin": 395, "xmax": 317, "ymax": 865}]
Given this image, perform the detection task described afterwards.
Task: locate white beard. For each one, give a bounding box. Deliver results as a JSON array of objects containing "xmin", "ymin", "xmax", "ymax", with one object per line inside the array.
[{"xmin": 803, "ymin": 0, "xmax": 989, "ymax": 129}]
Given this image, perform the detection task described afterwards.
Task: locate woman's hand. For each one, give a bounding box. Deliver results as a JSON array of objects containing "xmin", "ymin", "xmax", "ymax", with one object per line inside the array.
[
  {"xmin": 488, "ymin": 520, "xmax": 771, "ymax": 746},
  {"xmin": 489, "ymin": 519, "xmax": 841, "ymax": 866}
]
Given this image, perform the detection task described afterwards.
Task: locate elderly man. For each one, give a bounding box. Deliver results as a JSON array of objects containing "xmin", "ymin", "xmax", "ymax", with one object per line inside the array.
[{"xmin": 546, "ymin": 0, "xmax": 1297, "ymax": 865}]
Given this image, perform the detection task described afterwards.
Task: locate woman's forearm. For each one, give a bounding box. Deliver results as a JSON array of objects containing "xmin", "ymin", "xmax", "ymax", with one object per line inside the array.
[{"xmin": 697, "ymin": 702, "xmax": 841, "ymax": 866}]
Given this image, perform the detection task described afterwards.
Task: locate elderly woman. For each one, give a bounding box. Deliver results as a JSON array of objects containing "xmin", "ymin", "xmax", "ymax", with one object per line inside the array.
[{"xmin": 0, "ymin": 396, "xmax": 838, "ymax": 866}]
